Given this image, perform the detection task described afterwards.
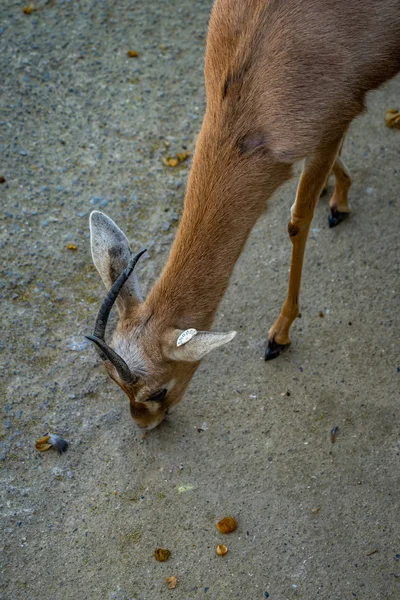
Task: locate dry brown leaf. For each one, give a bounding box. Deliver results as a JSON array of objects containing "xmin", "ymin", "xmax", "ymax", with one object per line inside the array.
[
  {"xmin": 35, "ymin": 435, "xmax": 51, "ymax": 452},
  {"xmin": 154, "ymin": 548, "xmax": 171, "ymax": 562},
  {"xmin": 67, "ymin": 244, "xmax": 78, "ymax": 251},
  {"xmin": 23, "ymin": 5, "xmax": 37, "ymax": 14},
  {"xmin": 162, "ymin": 151, "xmax": 190, "ymax": 168},
  {"xmin": 216, "ymin": 544, "xmax": 228, "ymax": 556},
  {"xmin": 162, "ymin": 157, "xmax": 179, "ymax": 167},
  {"xmin": 35, "ymin": 434, "xmax": 68, "ymax": 454},
  {"xmin": 176, "ymin": 151, "xmax": 190, "ymax": 163},
  {"xmin": 385, "ymin": 109, "xmax": 400, "ymax": 129},
  {"xmin": 165, "ymin": 576, "xmax": 178, "ymax": 589},
  {"xmin": 216, "ymin": 516, "xmax": 238, "ymax": 534},
  {"xmin": 127, "ymin": 50, "xmax": 139, "ymax": 58}
]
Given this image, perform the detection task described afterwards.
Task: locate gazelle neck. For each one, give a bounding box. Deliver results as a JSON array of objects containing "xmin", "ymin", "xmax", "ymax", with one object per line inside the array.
[{"xmin": 146, "ymin": 123, "xmax": 292, "ymax": 330}]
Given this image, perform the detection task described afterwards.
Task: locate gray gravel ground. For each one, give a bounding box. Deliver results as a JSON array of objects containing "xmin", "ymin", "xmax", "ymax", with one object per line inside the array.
[{"xmin": 1, "ymin": 1, "xmax": 399, "ymax": 599}]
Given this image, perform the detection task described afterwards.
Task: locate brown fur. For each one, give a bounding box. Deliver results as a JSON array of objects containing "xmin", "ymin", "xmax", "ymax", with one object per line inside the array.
[{"xmin": 93, "ymin": 0, "xmax": 400, "ymax": 429}]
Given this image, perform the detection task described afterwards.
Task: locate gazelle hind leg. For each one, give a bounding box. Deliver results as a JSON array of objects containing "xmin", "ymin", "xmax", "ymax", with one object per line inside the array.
[
  {"xmin": 328, "ymin": 154, "xmax": 352, "ymax": 227},
  {"xmin": 265, "ymin": 139, "xmax": 343, "ymax": 360},
  {"xmin": 320, "ymin": 136, "xmax": 346, "ymax": 197}
]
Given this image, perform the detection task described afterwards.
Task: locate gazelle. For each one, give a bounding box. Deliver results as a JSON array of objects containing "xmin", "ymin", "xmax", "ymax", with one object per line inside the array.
[{"xmin": 87, "ymin": 0, "xmax": 400, "ymax": 430}]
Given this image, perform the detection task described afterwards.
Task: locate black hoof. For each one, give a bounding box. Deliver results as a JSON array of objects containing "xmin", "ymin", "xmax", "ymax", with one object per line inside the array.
[
  {"xmin": 328, "ymin": 209, "xmax": 349, "ymax": 228},
  {"xmin": 265, "ymin": 339, "xmax": 290, "ymax": 361}
]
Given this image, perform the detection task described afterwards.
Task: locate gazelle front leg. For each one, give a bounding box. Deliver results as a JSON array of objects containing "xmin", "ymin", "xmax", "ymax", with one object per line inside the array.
[{"xmin": 265, "ymin": 140, "xmax": 343, "ymax": 360}]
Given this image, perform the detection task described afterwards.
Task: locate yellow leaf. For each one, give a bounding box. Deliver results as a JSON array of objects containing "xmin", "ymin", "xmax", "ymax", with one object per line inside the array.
[
  {"xmin": 35, "ymin": 435, "xmax": 51, "ymax": 452},
  {"xmin": 216, "ymin": 516, "xmax": 238, "ymax": 534},
  {"xmin": 162, "ymin": 151, "xmax": 190, "ymax": 168},
  {"xmin": 216, "ymin": 544, "xmax": 228, "ymax": 556},
  {"xmin": 165, "ymin": 576, "xmax": 178, "ymax": 589},
  {"xmin": 23, "ymin": 5, "xmax": 37, "ymax": 15},
  {"xmin": 385, "ymin": 109, "xmax": 400, "ymax": 129},
  {"xmin": 176, "ymin": 151, "xmax": 190, "ymax": 163}
]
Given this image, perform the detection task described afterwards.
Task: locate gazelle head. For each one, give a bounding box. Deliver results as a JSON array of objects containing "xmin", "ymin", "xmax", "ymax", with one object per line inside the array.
[{"xmin": 87, "ymin": 211, "xmax": 236, "ymax": 430}]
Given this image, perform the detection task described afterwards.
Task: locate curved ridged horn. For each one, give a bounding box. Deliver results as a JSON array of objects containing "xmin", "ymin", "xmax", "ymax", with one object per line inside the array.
[
  {"xmin": 93, "ymin": 249, "xmax": 147, "ymax": 340},
  {"xmin": 86, "ymin": 249, "xmax": 147, "ymax": 384},
  {"xmin": 85, "ymin": 335, "xmax": 136, "ymax": 384}
]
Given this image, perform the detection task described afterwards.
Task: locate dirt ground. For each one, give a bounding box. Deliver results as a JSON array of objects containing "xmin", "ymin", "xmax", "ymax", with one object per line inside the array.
[{"xmin": 1, "ymin": 1, "xmax": 399, "ymax": 599}]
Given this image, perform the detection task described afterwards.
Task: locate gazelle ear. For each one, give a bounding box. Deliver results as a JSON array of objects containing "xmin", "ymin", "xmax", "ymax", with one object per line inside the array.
[
  {"xmin": 89, "ymin": 211, "xmax": 143, "ymax": 312},
  {"xmin": 163, "ymin": 329, "xmax": 237, "ymax": 362}
]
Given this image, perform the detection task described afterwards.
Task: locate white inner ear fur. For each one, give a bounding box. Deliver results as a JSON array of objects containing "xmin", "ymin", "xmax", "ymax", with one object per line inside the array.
[
  {"xmin": 89, "ymin": 210, "xmax": 143, "ymax": 304},
  {"xmin": 164, "ymin": 329, "xmax": 237, "ymax": 362}
]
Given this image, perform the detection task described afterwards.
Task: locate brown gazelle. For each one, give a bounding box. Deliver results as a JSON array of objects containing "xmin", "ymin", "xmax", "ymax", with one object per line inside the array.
[{"xmin": 87, "ymin": 0, "xmax": 400, "ymax": 430}]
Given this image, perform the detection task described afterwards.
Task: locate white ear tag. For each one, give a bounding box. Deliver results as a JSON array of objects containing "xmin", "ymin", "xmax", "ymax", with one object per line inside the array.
[{"xmin": 177, "ymin": 328, "xmax": 197, "ymax": 347}]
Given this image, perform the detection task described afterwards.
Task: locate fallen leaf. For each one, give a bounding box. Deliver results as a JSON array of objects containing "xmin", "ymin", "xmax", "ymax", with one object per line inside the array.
[
  {"xmin": 385, "ymin": 109, "xmax": 400, "ymax": 129},
  {"xmin": 67, "ymin": 244, "xmax": 78, "ymax": 251},
  {"xmin": 177, "ymin": 484, "xmax": 194, "ymax": 494},
  {"xmin": 162, "ymin": 157, "xmax": 179, "ymax": 167},
  {"xmin": 154, "ymin": 548, "xmax": 171, "ymax": 562},
  {"xmin": 35, "ymin": 435, "xmax": 52, "ymax": 452},
  {"xmin": 23, "ymin": 5, "xmax": 37, "ymax": 14},
  {"xmin": 176, "ymin": 151, "xmax": 190, "ymax": 163},
  {"xmin": 162, "ymin": 151, "xmax": 190, "ymax": 168},
  {"xmin": 165, "ymin": 576, "xmax": 178, "ymax": 589},
  {"xmin": 216, "ymin": 516, "xmax": 238, "ymax": 534},
  {"xmin": 35, "ymin": 434, "xmax": 69, "ymax": 454},
  {"xmin": 216, "ymin": 544, "xmax": 228, "ymax": 556},
  {"xmin": 127, "ymin": 50, "xmax": 139, "ymax": 58}
]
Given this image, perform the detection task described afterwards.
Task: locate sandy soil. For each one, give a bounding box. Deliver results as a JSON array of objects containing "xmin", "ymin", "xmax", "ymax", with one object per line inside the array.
[{"xmin": 1, "ymin": 1, "xmax": 399, "ymax": 599}]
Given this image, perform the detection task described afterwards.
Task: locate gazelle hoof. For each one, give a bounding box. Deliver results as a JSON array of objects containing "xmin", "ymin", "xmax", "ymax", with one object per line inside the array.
[
  {"xmin": 265, "ymin": 339, "xmax": 290, "ymax": 361},
  {"xmin": 328, "ymin": 209, "xmax": 349, "ymax": 228}
]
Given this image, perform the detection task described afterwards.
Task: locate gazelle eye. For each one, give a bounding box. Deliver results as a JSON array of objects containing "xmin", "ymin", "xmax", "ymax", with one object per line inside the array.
[{"xmin": 147, "ymin": 388, "xmax": 167, "ymax": 402}]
